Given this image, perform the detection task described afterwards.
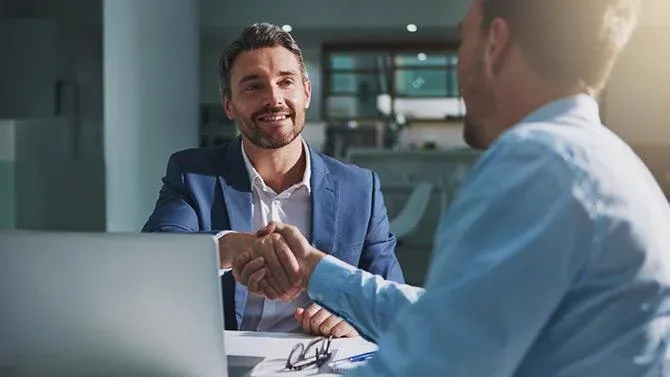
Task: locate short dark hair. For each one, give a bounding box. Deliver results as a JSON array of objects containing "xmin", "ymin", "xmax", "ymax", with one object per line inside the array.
[
  {"xmin": 218, "ymin": 23, "xmax": 308, "ymax": 98},
  {"xmin": 480, "ymin": 0, "xmax": 640, "ymax": 94}
]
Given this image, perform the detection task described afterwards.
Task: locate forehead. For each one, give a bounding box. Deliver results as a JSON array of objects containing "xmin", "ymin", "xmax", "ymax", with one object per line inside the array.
[{"xmin": 230, "ymin": 46, "xmax": 302, "ymax": 81}]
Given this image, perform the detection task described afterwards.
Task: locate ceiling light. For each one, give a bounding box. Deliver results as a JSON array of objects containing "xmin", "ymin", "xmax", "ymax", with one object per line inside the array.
[
  {"xmin": 417, "ymin": 53, "xmax": 427, "ymax": 61},
  {"xmin": 282, "ymin": 24, "xmax": 293, "ymax": 32},
  {"xmin": 406, "ymin": 24, "xmax": 418, "ymax": 32}
]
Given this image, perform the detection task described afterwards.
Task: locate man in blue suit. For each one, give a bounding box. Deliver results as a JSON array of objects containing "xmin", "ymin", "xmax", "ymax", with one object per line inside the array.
[{"xmin": 142, "ymin": 23, "xmax": 404, "ymax": 337}]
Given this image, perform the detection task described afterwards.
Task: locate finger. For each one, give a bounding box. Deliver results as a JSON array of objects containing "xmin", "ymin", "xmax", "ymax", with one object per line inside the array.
[
  {"xmin": 319, "ymin": 315, "xmax": 343, "ymax": 337},
  {"xmin": 254, "ymin": 237, "xmax": 288, "ymax": 296},
  {"xmin": 302, "ymin": 304, "xmax": 322, "ymax": 335},
  {"xmin": 233, "ymin": 252, "xmax": 251, "ymax": 266},
  {"xmin": 231, "ymin": 252, "xmax": 251, "ymax": 281},
  {"xmin": 294, "ymin": 307, "xmax": 305, "ymax": 322},
  {"xmin": 239, "ymin": 257, "xmax": 265, "ymax": 286},
  {"xmin": 332, "ymin": 321, "xmax": 359, "ymax": 338},
  {"xmin": 269, "ymin": 234, "xmax": 307, "ymax": 303},
  {"xmin": 260, "ymin": 235, "xmax": 293, "ymax": 294},
  {"xmin": 246, "ymin": 267, "xmax": 266, "ymax": 294},
  {"xmin": 257, "ymin": 276, "xmax": 281, "ymax": 300},
  {"xmin": 273, "ymin": 236, "xmax": 302, "ymax": 289},
  {"xmin": 260, "ymin": 272, "xmax": 284, "ymax": 299},
  {"xmin": 255, "ymin": 222, "xmax": 277, "ymax": 237},
  {"xmin": 271, "ymin": 223, "xmax": 305, "ymax": 249},
  {"xmin": 279, "ymin": 286, "xmax": 303, "ymax": 303},
  {"xmin": 309, "ymin": 309, "xmax": 332, "ymax": 336},
  {"xmin": 235, "ymin": 255, "xmax": 259, "ymax": 283}
]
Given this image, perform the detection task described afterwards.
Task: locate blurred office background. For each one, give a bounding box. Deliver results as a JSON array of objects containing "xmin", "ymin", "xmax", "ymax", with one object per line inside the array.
[{"xmin": 0, "ymin": 0, "xmax": 668, "ymax": 285}]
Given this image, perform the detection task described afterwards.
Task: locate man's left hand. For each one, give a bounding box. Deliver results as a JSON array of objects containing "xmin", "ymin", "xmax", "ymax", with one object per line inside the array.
[{"xmin": 294, "ymin": 303, "xmax": 359, "ymax": 338}]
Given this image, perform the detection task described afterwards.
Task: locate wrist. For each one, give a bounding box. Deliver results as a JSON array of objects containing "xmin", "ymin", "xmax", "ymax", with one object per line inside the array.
[
  {"xmin": 217, "ymin": 235, "xmax": 233, "ymax": 269},
  {"xmin": 301, "ymin": 248, "xmax": 326, "ymax": 290}
]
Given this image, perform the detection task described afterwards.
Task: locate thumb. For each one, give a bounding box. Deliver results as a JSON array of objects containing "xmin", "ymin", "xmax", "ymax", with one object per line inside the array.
[
  {"xmin": 256, "ymin": 222, "xmax": 278, "ymax": 237},
  {"xmin": 272, "ymin": 223, "xmax": 302, "ymax": 248}
]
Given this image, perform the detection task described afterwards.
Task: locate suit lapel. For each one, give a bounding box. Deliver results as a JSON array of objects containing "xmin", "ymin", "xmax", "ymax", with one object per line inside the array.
[
  {"xmin": 309, "ymin": 150, "xmax": 339, "ymax": 254},
  {"xmin": 219, "ymin": 137, "xmax": 253, "ymax": 233},
  {"xmin": 219, "ymin": 137, "xmax": 252, "ymax": 330}
]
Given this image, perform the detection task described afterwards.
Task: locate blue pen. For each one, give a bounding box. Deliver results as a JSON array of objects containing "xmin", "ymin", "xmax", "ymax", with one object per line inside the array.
[{"xmin": 332, "ymin": 351, "xmax": 376, "ymax": 364}]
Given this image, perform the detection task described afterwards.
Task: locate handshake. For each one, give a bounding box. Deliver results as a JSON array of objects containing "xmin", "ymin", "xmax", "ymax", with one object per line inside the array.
[{"xmin": 219, "ymin": 222, "xmax": 358, "ymax": 338}]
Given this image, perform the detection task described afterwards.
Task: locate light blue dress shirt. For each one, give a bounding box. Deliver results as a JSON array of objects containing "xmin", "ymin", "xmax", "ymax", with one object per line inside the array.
[{"xmin": 309, "ymin": 95, "xmax": 670, "ymax": 377}]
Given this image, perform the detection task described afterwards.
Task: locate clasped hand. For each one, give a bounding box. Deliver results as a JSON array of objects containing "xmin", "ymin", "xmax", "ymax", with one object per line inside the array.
[
  {"xmin": 230, "ymin": 222, "xmax": 310, "ymax": 302},
  {"xmin": 224, "ymin": 222, "xmax": 357, "ymax": 338}
]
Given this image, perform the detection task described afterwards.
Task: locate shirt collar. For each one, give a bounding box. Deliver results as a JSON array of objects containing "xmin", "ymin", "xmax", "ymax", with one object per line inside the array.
[
  {"xmin": 519, "ymin": 94, "xmax": 602, "ymax": 126},
  {"xmin": 240, "ymin": 138, "xmax": 312, "ymax": 194}
]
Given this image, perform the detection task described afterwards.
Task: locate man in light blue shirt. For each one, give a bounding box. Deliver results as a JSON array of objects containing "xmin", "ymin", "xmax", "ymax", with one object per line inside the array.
[{"xmin": 232, "ymin": 0, "xmax": 670, "ymax": 375}]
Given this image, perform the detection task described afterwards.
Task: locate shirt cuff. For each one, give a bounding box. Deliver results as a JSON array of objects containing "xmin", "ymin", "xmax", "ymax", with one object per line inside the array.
[
  {"xmin": 215, "ymin": 230, "xmax": 234, "ymax": 240},
  {"xmin": 307, "ymin": 255, "xmax": 358, "ymax": 309}
]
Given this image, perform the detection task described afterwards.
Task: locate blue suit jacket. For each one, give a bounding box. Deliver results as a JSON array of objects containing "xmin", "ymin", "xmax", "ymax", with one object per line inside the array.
[{"xmin": 142, "ymin": 138, "xmax": 404, "ymax": 330}]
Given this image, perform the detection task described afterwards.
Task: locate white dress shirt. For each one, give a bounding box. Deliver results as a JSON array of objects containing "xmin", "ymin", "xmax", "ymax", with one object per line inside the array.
[{"xmin": 221, "ymin": 138, "xmax": 313, "ymax": 333}]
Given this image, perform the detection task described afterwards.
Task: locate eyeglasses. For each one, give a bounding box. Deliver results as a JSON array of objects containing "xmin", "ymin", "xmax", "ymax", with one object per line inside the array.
[{"xmin": 285, "ymin": 336, "xmax": 333, "ymax": 371}]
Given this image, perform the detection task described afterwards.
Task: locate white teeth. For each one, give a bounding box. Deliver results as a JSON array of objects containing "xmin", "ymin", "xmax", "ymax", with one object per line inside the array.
[{"xmin": 259, "ymin": 115, "xmax": 288, "ymax": 121}]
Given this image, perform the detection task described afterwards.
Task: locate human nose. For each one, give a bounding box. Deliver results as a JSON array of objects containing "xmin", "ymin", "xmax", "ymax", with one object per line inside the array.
[{"xmin": 263, "ymin": 83, "xmax": 285, "ymax": 108}]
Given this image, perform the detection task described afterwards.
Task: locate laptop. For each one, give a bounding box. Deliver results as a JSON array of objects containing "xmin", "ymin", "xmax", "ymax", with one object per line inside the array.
[{"xmin": 0, "ymin": 231, "xmax": 263, "ymax": 377}]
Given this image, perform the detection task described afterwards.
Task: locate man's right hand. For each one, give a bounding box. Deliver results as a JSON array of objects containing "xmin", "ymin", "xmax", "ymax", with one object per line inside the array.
[
  {"xmin": 225, "ymin": 230, "xmax": 303, "ymax": 302},
  {"xmin": 233, "ymin": 222, "xmax": 326, "ymax": 300},
  {"xmin": 231, "ymin": 233, "xmax": 304, "ymax": 302},
  {"xmin": 271, "ymin": 222, "xmax": 326, "ymax": 289},
  {"xmin": 218, "ymin": 232, "xmax": 257, "ymax": 269}
]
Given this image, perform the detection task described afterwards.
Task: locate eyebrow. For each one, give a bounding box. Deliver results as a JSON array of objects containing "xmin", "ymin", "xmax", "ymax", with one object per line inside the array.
[
  {"xmin": 278, "ymin": 70, "xmax": 299, "ymax": 79},
  {"xmin": 237, "ymin": 74, "xmax": 260, "ymax": 86},
  {"xmin": 237, "ymin": 70, "xmax": 299, "ymax": 86}
]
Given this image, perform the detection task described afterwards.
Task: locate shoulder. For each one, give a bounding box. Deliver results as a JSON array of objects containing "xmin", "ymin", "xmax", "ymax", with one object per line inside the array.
[
  {"xmin": 477, "ymin": 122, "xmax": 594, "ymax": 179},
  {"xmin": 167, "ymin": 143, "xmax": 233, "ymax": 175},
  {"xmin": 464, "ymin": 122, "xmax": 610, "ymax": 215},
  {"xmin": 312, "ymin": 150, "xmax": 376, "ymax": 185},
  {"xmin": 170, "ymin": 145, "xmax": 228, "ymax": 163},
  {"xmin": 169, "ymin": 137, "xmax": 241, "ymax": 166}
]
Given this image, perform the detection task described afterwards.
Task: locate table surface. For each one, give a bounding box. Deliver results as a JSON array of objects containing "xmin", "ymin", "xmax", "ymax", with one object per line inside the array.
[{"xmin": 225, "ymin": 331, "xmax": 378, "ymax": 376}]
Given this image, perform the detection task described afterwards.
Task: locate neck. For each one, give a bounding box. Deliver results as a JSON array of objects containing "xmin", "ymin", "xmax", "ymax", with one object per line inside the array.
[
  {"xmin": 242, "ymin": 136, "xmax": 306, "ymax": 193},
  {"xmin": 488, "ymin": 78, "xmax": 588, "ymax": 141}
]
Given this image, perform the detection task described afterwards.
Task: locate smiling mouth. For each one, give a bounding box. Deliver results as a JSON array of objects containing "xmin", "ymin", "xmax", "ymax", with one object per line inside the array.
[{"xmin": 257, "ymin": 114, "xmax": 290, "ymax": 122}]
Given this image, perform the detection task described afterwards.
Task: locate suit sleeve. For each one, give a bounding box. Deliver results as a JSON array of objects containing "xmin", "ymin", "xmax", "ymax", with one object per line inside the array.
[
  {"xmin": 142, "ymin": 153, "xmax": 200, "ymax": 233},
  {"xmin": 357, "ymin": 171, "xmax": 405, "ymax": 283}
]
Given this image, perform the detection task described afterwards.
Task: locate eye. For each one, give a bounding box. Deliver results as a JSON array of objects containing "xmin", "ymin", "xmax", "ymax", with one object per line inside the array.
[
  {"xmin": 279, "ymin": 78, "xmax": 295, "ymax": 87},
  {"xmin": 244, "ymin": 83, "xmax": 262, "ymax": 92}
]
